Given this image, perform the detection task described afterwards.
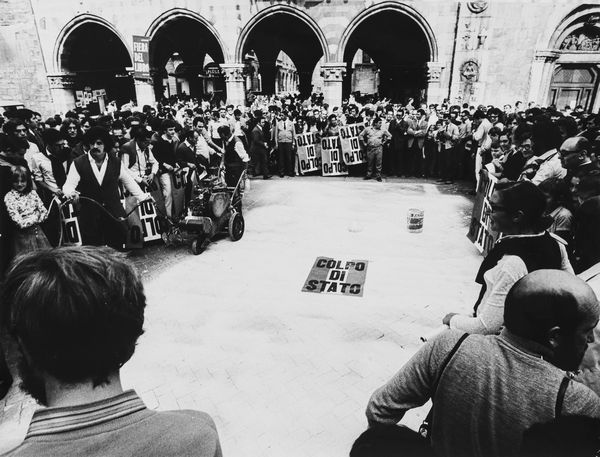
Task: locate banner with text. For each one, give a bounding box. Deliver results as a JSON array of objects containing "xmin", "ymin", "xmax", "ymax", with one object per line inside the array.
[
  {"xmin": 60, "ymin": 202, "xmax": 82, "ymax": 246},
  {"xmin": 339, "ymin": 123, "xmax": 366, "ymax": 165},
  {"xmin": 302, "ymin": 257, "xmax": 369, "ymax": 297},
  {"xmin": 132, "ymin": 35, "xmax": 150, "ymax": 79},
  {"xmin": 295, "ymin": 132, "xmax": 321, "ymax": 174},
  {"xmin": 321, "ymin": 136, "xmax": 348, "ymax": 176},
  {"xmin": 467, "ymin": 170, "xmax": 499, "ymax": 256}
]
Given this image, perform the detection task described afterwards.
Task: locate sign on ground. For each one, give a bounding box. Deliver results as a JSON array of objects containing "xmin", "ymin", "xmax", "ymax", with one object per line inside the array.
[{"xmin": 302, "ymin": 257, "xmax": 368, "ymax": 297}]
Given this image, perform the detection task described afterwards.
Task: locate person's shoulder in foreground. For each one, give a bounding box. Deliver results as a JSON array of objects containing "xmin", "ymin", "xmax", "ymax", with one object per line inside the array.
[
  {"xmin": 0, "ymin": 246, "xmax": 222, "ymax": 457},
  {"xmin": 366, "ymin": 270, "xmax": 600, "ymax": 457}
]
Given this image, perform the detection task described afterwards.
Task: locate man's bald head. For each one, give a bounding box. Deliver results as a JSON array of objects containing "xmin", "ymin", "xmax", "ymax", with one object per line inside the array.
[
  {"xmin": 560, "ymin": 137, "xmax": 591, "ymax": 171},
  {"xmin": 504, "ymin": 270, "xmax": 599, "ymax": 370}
]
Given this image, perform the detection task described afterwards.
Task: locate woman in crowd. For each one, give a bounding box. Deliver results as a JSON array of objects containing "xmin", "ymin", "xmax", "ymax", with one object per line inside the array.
[{"xmin": 442, "ymin": 181, "xmax": 573, "ymax": 334}]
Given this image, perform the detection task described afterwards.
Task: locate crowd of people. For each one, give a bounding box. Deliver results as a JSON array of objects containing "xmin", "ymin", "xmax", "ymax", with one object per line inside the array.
[{"xmin": 3, "ymin": 92, "xmax": 600, "ymax": 456}]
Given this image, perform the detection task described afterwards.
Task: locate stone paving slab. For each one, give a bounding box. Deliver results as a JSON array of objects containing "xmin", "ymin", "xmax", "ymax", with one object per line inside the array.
[{"xmin": 0, "ymin": 177, "xmax": 480, "ymax": 456}]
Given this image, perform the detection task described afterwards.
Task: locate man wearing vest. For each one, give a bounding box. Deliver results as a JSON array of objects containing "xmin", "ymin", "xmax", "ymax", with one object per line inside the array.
[
  {"xmin": 120, "ymin": 127, "xmax": 158, "ymax": 190},
  {"xmin": 218, "ymin": 125, "xmax": 249, "ymax": 188},
  {"xmin": 63, "ymin": 127, "xmax": 150, "ymax": 248}
]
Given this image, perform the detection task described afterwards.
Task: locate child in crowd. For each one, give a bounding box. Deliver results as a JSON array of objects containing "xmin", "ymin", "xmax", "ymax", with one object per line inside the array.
[
  {"xmin": 3, "ymin": 165, "xmax": 50, "ymax": 257},
  {"xmin": 538, "ymin": 176, "xmax": 574, "ymax": 245}
]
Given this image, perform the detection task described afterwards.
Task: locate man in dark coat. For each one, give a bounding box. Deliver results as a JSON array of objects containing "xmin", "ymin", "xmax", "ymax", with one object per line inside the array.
[{"xmin": 249, "ymin": 112, "xmax": 271, "ymax": 179}]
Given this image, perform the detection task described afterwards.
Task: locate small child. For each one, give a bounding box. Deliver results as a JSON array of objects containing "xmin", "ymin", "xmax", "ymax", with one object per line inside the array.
[
  {"xmin": 4, "ymin": 165, "xmax": 50, "ymax": 257},
  {"xmin": 538, "ymin": 177, "xmax": 574, "ymax": 245}
]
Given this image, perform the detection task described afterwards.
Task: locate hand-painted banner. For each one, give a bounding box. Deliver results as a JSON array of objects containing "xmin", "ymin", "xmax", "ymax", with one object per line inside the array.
[
  {"xmin": 60, "ymin": 202, "xmax": 82, "ymax": 246},
  {"xmin": 339, "ymin": 123, "xmax": 366, "ymax": 165},
  {"xmin": 321, "ymin": 136, "xmax": 348, "ymax": 176},
  {"xmin": 295, "ymin": 132, "xmax": 321, "ymax": 174},
  {"xmin": 122, "ymin": 195, "xmax": 145, "ymax": 249},
  {"xmin": 302, "ymin": 257, "xmax": 369, "ymax": 297},
  {"xmin": 467, "ymin": 170, "xmax": 499, "ymax": 255}
]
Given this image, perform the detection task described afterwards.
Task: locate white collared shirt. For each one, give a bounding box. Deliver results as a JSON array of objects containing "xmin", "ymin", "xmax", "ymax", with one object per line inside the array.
[
  {"xmin": 124, "ymin": 143, "xmax": 159, "ymax": 183},
  {"xmin": 63, "ymin": 152, "xmax": 149, "ymax": 201}
]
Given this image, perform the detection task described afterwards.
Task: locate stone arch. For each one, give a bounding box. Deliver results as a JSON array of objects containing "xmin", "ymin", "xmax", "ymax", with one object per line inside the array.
[
  {"xmin": 235, "ymin": 4, "xmax": 330, "ymax": 63},
  {"xmin": 146, "ymin": 8, "xmax": 227, "ymax": 100},
  {"xmin": 234, "ymin": 4, "xmax": 329, "ymax": 96},
  {"xmin": 53, "ymin": 14, "xmax": 131, "ymax": 74},
  {"xmin": 337, "ymin": 1, "xmax": 437, "ymax": 102},
  {"xmin": 337, "ymin": 1, "xmax": 438, "ymax": 63},
  {"xmin": 145, "ymin": 8, "xmax": 229, "ymax": 61},
  {"xmin": 545, "ymin": 5, "xmax": 600, "ymax": 50},
  {"xmin": 52, "ymin": 14, "xmax": 135, "ymax": 110}
]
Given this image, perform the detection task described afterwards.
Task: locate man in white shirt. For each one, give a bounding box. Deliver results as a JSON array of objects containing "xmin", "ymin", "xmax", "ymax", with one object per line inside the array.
[{"xmin": 63, "ymin": 127, "xmax": 149, "ymax": 247}]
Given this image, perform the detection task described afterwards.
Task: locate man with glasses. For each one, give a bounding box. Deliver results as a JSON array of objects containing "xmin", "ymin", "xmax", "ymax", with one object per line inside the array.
[{"xmin": 502, "ymin": 130, "xmax": 533, "ymax": 181}]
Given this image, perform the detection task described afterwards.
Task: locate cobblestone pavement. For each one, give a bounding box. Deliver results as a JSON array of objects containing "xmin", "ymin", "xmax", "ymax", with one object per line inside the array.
[{"xmin": 0, "ymin": 176, "xmax": 481, "ymax": 456}]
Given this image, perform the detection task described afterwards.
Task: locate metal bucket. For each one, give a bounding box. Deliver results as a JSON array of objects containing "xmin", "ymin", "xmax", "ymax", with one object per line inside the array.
[{"xmin": 407, "ymin": 208, "xmax": 424, "ymax": 233}]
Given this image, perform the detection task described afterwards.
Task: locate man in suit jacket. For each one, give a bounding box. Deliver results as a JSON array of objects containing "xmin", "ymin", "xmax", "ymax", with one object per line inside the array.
[
  {"xmin": 406, "ymin": 109, "xmax": 429, "ymax": 177},
  {"xmin": 249, "ymin": 113, "xmax": 271, "ymax": 179}
]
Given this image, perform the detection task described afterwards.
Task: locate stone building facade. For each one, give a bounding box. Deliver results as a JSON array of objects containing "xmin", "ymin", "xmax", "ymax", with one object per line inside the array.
[{"xmin": 1, "ymin": 0, "xmax": 600, "ymax": 115}]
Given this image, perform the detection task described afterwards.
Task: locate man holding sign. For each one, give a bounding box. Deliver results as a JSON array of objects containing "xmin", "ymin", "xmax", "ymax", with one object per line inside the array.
[{"xmin": 359, "ymin": 117, "xmax": 392, "ymax": 182}]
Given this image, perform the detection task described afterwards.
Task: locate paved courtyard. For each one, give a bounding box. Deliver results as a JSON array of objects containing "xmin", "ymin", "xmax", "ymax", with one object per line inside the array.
[{"xmin": 0, "ymin": 177, "xmax": 481, "ymax": 457}]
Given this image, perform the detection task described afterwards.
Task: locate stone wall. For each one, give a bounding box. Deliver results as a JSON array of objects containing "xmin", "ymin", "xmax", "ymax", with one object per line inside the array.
[
  {"xmin": 0, "ymin": 0, "xmax": 53, "ymax": 115},
  {"xmin": 0, "ymin": 0, "xmax": 594, "ymax": 113}
]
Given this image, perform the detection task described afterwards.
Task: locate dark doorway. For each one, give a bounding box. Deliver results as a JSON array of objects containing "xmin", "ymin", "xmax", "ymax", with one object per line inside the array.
[
  {"xmin": 343, "ymin": 11, "xmax": 430, "ymax": 104},
  {"xmin": 150, "ymin": 17, "xmax": 225, "ymax": 102},
  {"xmin": 241, "ymin": 13, "xmax": 324, "ymax": 98},
  {"xmin": 61, "ymin": 23, "xmax": 135, "ymax": 110},
  {"xmin": 549, "ymin": 66, "xmax": 598, "ymax": 111}
]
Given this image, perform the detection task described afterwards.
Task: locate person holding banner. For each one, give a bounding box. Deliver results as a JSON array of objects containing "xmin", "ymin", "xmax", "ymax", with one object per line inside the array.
[
  {"xmin": 359, "ymin": 117, "xmax": 391, "ymax": 182},
  {"xmin": 62, "ymin": 127, "xmax": 151, "ymax": 248}
]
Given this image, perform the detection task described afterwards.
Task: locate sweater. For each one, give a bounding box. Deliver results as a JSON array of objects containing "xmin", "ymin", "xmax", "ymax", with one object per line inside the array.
[{"xmin": 366, "ymin": 329, "xmax": 600, "ymax": 457}]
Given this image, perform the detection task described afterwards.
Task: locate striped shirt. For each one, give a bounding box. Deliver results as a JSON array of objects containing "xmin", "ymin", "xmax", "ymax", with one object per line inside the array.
[{"xmin": 4, "ymin": 390, "xmax": 222, "ymax": 457}]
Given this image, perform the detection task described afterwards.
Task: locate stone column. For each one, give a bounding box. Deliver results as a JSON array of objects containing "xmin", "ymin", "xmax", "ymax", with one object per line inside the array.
[
  {"xmin": 135, "ymin": 79, "xmax": 156, "ymax": 107},
  {"xmin": 527, "ymin": 50, "xmax": 559, "ymax": 106},
  {"xmin": 426, "ymin": 62, "xmax": 445, "ymax": 105},
  {"xmin": 220, "ymin": 63, "xmax": 246, "ymax": 107},
  {"xmin": 47, "ymin": 74, "xmax": 77, "ymax": 115},
  {"xmin": 320, "ymin": 63, "xmax": 346, "ymax": 110}
]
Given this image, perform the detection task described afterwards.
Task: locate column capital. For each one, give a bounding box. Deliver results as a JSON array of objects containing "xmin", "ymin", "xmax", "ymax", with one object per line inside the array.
[
  {"xmin": 47, "ymin": 73, "xmax": 76, "ymax": 89},
  {"xmin": 320, "ymin": 63, "xmax": 346, "ymax": 82},
  {"xmin": 220, "ymin": 63, "xmax": 245, "ymax": 82},
  {"xmin": 534, "ymin": 49, "xmax": 560, "ymax": 63},
  {"xmin": 426, "ymin": 62, "xmax": 444, "ymax": 83}
]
